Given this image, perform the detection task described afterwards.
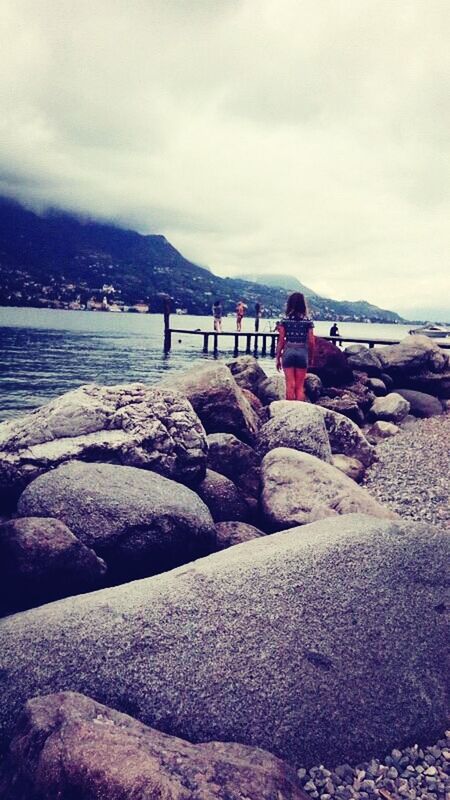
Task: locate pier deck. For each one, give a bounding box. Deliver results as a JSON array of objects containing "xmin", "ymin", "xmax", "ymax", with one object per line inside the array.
[{"xmin": 164, "ymin": 327, "xmax": 450, "ymax": 356}]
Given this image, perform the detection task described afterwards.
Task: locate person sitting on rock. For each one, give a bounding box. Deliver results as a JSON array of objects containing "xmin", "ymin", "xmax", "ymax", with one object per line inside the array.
[
  {"xmin": 329, "ymin": 322, "xmax": 340, "ymax": 337},
  {"xmin": 276, "ymin": 292, "xmax": 315, "ymax": 401}
]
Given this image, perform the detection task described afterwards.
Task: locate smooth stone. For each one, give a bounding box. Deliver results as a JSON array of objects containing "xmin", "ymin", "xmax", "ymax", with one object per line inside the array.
[
  {"xmin": 0, "ymin": 517, "xmax": 106, "ymax": 614},
  {"xmin": 17, "ymin": 461, "xmax": 216, "ymax": 583},
  {"xmin": 0, "ymin": 691, "xmax": 306, "ymax": 800},
  {"xmin": 0, "ymin": 515, "xmax": 447, "ymax": 768},
  {"xmin": 260, "ymin": 447, "xmax": 396, "ymax": 531}
]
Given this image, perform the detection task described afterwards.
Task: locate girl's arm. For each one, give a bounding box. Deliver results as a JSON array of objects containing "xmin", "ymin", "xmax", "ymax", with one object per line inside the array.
[
  {"xmin": 307, "ymin": 328, "xmax": 315, "ymax": 365},
  {"xmin": 275, "ymin": 325, "xmax": 285, "ymax": 372}
]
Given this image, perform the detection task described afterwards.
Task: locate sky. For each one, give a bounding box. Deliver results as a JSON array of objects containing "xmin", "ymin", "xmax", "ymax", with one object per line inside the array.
[{"xmin": 0, "ymin": 0, "xmax": 449, "ymax": 320}]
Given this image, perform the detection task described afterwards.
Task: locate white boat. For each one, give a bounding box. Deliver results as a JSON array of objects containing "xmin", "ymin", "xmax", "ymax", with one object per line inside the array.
[{"xmin": 409, "ymin": 324, "xmax": 450, "ymax": 338}]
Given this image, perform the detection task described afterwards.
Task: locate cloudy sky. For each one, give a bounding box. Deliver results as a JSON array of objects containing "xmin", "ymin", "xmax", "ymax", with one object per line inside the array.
[{"xmin": 1, "ymin": 0, "xmax": 449, "ymax": 318}]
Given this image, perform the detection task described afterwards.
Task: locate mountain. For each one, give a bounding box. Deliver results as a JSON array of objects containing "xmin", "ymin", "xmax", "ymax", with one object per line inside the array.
[
  {"xmin": 0, "ymin": 197, "xmax": 403, "ymax": 322},
  {"xmin": 245, "ymin": 273, "xmax": 319, "ymax": 298}
]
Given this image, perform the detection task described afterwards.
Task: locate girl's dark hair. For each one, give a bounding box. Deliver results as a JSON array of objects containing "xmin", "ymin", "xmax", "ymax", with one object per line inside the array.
[{"xmin": 286, "ymin": 292, "xmax": 308, "ymax": 319}]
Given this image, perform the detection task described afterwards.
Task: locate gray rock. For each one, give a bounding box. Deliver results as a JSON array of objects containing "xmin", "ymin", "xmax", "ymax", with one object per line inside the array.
[
  {"xmin": 316, "ymin": 394, "xmax": 365, "ymax": 426},
  {"xmin": 367, "ymin": 378, "xmax": 387, "ymax": 396},
  {"xmin": 346, "ymin": 349, "xmax": 382, "ymax": 376},
  {"xmin": 206, "ymin": 433, "xmax": 260, "ymax": 503},
  {"xmin": 0, "ymin": 515, "xmax": 447, "ymax": 768},
  {"xmin": 17, "ymin": 461, "xmax": 216, "ymax": 582},
  {"xmin": 0, "ymin": 517, "xmax": 106, "ymax": 613},
  {"xmin": 258, "ymin": 402, "xmax": 333, "ymax": 462},
  {"xmin": 320, "ymin": 407, "xmax": 376, "ymax": 467},
  {"xmin": 369, "ymin": 393, "xmax": 410, "ymax": 423},
  {"xmin": 331, "ymin": 455, "xmax": 365, "ymax": 483},
  {"xmin": 375, "ymin": 336, "xmax": 448, "ymax": 375},
  {"xmin": 270, "ymin": 400, "xmax": 376, "ymax": 466},
  {"xmin": 161, "ymin": 362, "xmax": 260, "ymax": 443},
  {"xmin": 305, "ymin": 374, "xmax": 323, "ymax": 402},
  {"xmin": 197, "ymin": 469, "xmax": 250, "ymax": 523},
  {"xmin": 395, "ymin": 389, "xmax": 443, "ymax": 418},
  {"xmin": 257, "ymin": 375, "xmax": 286, "ymax": 405},
  {"xmin": 399, "ymin": 370, "xmax": 450, "ymax": 399},
  {"xmin": 260, "ymin": 448, "xmax": 396, "ymax": 530},
  {"xmin": 366, "ymin": 421, "xmax": 400, "ymax": 443},
  {"xmin": 0, "ymin": 692, "xmax": 306, "ymax": 800},
  {"xmin": 0, "ymin": 383, "xmax": 208, "ymax": 509},
  {"xmin": 226, "ymin": 355, "xmax": 268, "ymax": 394},
  {"xmin": 215, "ymin": 521, "xmax": 266, "ymax": 549}
]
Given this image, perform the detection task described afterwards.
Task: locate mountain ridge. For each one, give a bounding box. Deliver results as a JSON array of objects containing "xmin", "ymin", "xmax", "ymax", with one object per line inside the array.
[{"xmin": 0, "ymin": 196, "xmax": 403, "ymax": 322}]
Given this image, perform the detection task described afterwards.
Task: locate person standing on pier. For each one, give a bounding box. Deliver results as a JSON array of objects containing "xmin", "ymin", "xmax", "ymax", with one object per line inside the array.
[
  {"xmin": 212, "ymin": 300, "xmax": 223, "ymax": 332},
  {"xmin": 276, "ymin": 292, "xmax": 315, "ymax": 401},
  {"xmin": 254, "ymin": 301, "xmax": 263, "ymax": 332},
  {"xmin": 235, "ymin": 300, "xmax": 246, "ymax": 331}
]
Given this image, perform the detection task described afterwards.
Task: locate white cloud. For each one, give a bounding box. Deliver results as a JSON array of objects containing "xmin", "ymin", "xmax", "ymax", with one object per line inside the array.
[{"xmin": 0, "ymin": 0, "xmax": 449, "ymax": 317}]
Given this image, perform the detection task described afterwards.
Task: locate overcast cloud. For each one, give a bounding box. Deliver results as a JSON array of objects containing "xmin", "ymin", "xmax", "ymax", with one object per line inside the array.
[{"xmin": 0, "ymin": 0, "xmax": 449, "ymax": 318}]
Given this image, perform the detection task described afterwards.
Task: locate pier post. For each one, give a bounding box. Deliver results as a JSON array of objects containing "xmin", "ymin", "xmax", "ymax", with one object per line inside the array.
[
  {"xmin": 234, "ymin": 335, "xmax": 239, "ymax": 356},
  {"xmin": 163, "ymin": 295, "xmax": 172, "ymax": 352},
  {"xmin": 270, "ymin": 334, "xmax": 277, "ymax": 357},
  {"xmin": 245, "ymin": 335, "xmax": 251, "ymax": 354},
  {"xmin": 253, "ymin": 335, "xmax": 259, "ymax": 355},
  {"xmin": 261, "ymin": 336, "xmax": 267, "ymax": 356},
  {"xmin": 203, "ymin": 334, "xmax": 209, "ymax": 353},
  {"xmin": 213, "ymin": 334, "xmax": 218, "ymax": 354}
]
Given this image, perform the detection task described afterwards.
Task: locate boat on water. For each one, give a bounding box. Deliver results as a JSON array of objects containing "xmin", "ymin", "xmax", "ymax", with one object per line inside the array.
[{"xmin": 409, "ymin": 324, "xmax": 450, "ymax": 338}]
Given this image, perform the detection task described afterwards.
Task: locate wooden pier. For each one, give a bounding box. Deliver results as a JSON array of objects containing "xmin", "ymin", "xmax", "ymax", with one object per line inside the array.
[
  {"xmin": 164, "ymin": 326, "xmax": 450, "ymax": 355},
  {"xmin": 161, "ymin": 301, "xmax": 450, "ymax": 355}
]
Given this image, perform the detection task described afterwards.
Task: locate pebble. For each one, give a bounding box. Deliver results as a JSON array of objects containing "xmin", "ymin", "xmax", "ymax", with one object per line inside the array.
[{"xmin": 297, "ymin": 730, "xmax": 450, "ymax": 799}]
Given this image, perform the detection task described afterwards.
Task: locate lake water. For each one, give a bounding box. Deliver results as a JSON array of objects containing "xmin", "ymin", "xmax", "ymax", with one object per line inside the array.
[{"xmin": 0, "ymin": 306, "xmax": 415, "ymax": 422}]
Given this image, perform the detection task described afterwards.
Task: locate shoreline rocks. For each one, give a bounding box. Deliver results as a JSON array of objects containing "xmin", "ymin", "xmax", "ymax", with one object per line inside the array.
[
  {"xmin": 0, "ymin": 514, "xmax": 447, "ymax": 767},
  {"xmin": 0, "ymin": 691, "xmax": 307, "ymax": 800},
  {"xmin": 0, "ymin": 383, "xmax": 208, "ymax": 509},
  {"xmin": 17, "ymin": 461, "xmax": 217, "ymax": 583}
]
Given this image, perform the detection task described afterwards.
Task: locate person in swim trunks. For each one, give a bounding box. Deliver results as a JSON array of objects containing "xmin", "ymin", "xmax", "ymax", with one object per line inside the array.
[{"xmin": 275, "ymin": 292, "xmax": 315, "ymax": 401}]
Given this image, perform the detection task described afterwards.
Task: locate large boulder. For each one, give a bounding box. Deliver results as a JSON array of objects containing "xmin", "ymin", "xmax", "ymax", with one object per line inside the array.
[
  {"xmin": 206, "ymin": 433, "xmax": 260, "ymax": 504},
  {"xmin": 269, "ymin": 402, "xmax": 376, "ymax": 467},
  {"xmin": 0, "ymin": 515, "xmax": 447, "ymax": 768},
  {"xmin": 17, "ymin": 461, "xmax": 216, "ymax": 583},
  {"xmin": 320, "ymin": 406, "xmax": 376, "ymax": 466},
  {"xmin": 346, "ymin": 347, "xmax": 383, "ymax": 376},
  {"xmin": 260, "ymin": 448, "xmax": 395, "ymax": 531},
  {"xmin": 375, "ymin": 335, "xmax": 448, "ymax": 376},
  {"xmin": 0, "ymin": 692, "xmax": 306, "ymax": 800},
  {"xmin": 309, "ymin": 338, "xmax": 354, "ymax": 386},
  {"xmin": 369, "ymin": 393, "xmax": 410, "ymax": 423},
  {"xmin": 0, "ymin": 517, "xmax": 106, "ymax": 614},
  {"xmin": 395, "ymin": 389, "xmax": 443, "ymax": 417},
  {"xmin": 316, "ymin": 394, "xmax": 365, "ymax": 426},
  {"xmin": 398, "ymin": 370, "xmax": 450, "ymax": 399},
  {"xmin": 257, "ymin": 374, "xmax": 285, "ymax": 405},
  {"xmin": 215, "ymin": 521, "xmax": 266, "ymax": 550},
  {"xmin": 257, "ymin": 403, "xmax": 332, "ymax": 463},
  {"xmin": 161, "ymin": 362, "xmax": 260, "ymax": 443},
  {"xmin": 331, "ymin": 454, "xmax": 365, "ymax": 483},
  {"xmin": 226, "ymin": 355, "xmax": 267, "ymax": 395},
  {"xmin": 196, "ymin": 469, "xmax": 250, "ymax": 523},
  {"xmin": 0, "ymin": 383, "xmax": 208, "ymax": 509}
]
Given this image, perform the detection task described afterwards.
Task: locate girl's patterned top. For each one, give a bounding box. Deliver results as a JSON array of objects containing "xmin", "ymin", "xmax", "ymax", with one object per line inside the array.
[{"xmin": 281, "ymin": 317, "xmax": 314, "ymax": 344}]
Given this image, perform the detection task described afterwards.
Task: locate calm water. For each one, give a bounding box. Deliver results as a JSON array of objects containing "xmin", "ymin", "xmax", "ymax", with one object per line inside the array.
[{"xmin": 0, "ymin": 307, "xmax": 414, "ymax": 422}]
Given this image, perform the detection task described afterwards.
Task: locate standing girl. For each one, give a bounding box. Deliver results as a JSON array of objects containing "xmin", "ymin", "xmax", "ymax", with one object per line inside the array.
[{"xmin": 275, "ymin": 292, "xmax": 315, "ymax": 401}]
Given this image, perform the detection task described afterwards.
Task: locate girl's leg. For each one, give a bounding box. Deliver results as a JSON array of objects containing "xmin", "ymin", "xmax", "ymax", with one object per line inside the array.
[
  {"xmin": 294, "ymin": 368, "xmax": 307, "ymax": 401},
  {"xmin": 284, "ymin": 367, "xmax": 296, "ymax": 400}
]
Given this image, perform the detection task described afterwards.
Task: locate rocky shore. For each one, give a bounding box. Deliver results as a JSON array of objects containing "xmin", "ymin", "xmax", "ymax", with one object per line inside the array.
[
  {"xmin": 364, "ymin": 414, "xmax": 450, "ymax": 529},
  {"xmin": 0, "ymin": 334, "xmax": 448, "ymax": 799}
]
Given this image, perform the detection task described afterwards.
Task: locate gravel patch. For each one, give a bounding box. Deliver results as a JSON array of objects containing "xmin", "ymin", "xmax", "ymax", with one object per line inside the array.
[
  {"xmin": 363, "ymin": 413, "xmax": 450, "ymax": 529},
  {"xmin": 298, "ymin": 732, "xmax": 450, "ymax": 800}
]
